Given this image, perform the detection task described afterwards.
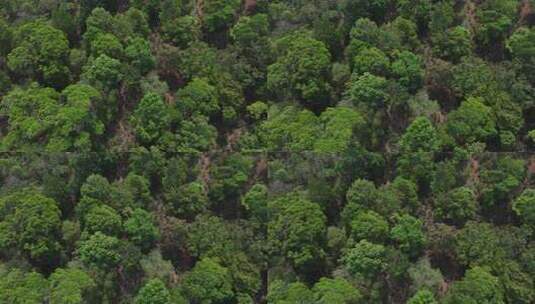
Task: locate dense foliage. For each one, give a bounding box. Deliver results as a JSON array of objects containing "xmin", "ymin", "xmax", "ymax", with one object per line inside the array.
[{"xmin": 0, "ymin": 0, "xmax": 534, "ymax": 303}]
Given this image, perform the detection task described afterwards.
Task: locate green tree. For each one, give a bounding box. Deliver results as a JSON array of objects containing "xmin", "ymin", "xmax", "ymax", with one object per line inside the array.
[
  {"xmin": 89, "ymin": 33, "xmax": 123, "ymax": 59},
  {"xmin": 83, "ymin": 205, "xmax": 122, "ymax": 236},
  {"xmin": 433, "ymin": 26, "xmax": 472, "ymax": 63},
  {"xmin": 166, "ymin": 182, "xmax": 208, "ymax": 220},
  {"xmin": 0, "ymin": 268, "xmax": 48, "ymax": 304},
  {"xmin": 82, "ymin": 54, "xmax": 123, "ymax": 89},
  {"xmin": 269, "ymin": 195, "xmax": 327, "ymax": 271},
  {"xmin": 231, "ymin": 14, "xmax": 270, "ymax": 49},
  {"xmin": 346, "ymin": 72, "xmax": 388, "ymax": 109},
  {"xmin": 397, "ymin": 117, "xmax": 440, "ymax": 187},
  {"xmin": 435, "ymin": 187, "xmax": 477, "ymax": 225},
  {"xmin": 0, "ymin": 84, "xmax": 105, "ymax": 152},
  {"xmin": 455, "ymin": 221, "xmax": 505, "ymax": 267},
  {"xmin": 125, "ymin": 37, "xmax": 155, "ymax": 75},
  {"xmin": 124, "ymin": 208, "xmax": 160, "ymax": 251},
  {"xmin": 135, "ymin": 278, "xmax": 171, "ymax": 304},
  {"xmin": 49, "ymin": 267, "xmax": 96, "ymax": 304},
  {"xmin": 314, "ymin": 107, "xmax": 365, "ymax": 153},
  {"xmin": 0, "ymin": 191, "xmax": 61, "ymax": 262},
  {"xmin": 242, "ymin": 183, "xmax": 269, "ymax": 224},
  {"xmin": 443, "ymin": 266, "xmax": 505, "ymax": 304},
  {"xmin": 407, "ymin": 289, "xmax": 437, "ymax": 304},
  {"xmin": 268, "ymin": 280, "xmax": 314, "ymax": 304},
  {"xmin": 390, "ymin": 214, "xmax": 426, "ymax": 257},
  {"xmin": 507, "ymin": 27, "xmax": 535, "ymax": 83},
  {"xmin": 312, "ymin": 277, "xmax": 362, "ymax": 304},
  {"xmin": 78, "ymin": 232, "xmax": 121, "ymax": 269},
  {"xmin": 391, "ymin": 51, "xmax": 424, "ymax": 92},
  {"xmin": 352, "ymin": 47, "xmax": 390, "ymax": 76},
  {"xmin": 268, "ymin": 35, "xmax": 331, "ymax": 104},
  {"xmin": 162, "ymin": 16, "xmax": 198, "ymax": 48},
  {"xmin": 180, "ymin": 258, "xmax": 234, "ymax": 304},
  {"xmin": 131, "ymin": 93, "xmax": 171, "ymax": 146},
  {"xmin": 446, "ymin": 97, "xmax": 497, "ymax": 145},
  {"xmin": 350, "ymin": 210, "xmax": 389, "ymax": 242},
  {"xmin": 177, "ymin": 77, "xmax": 220, "ymax": 117},
  {"xmin": 513, "ymin": 189, "xmax": 535, "ymax": 227},
  {"xmin": 202, "ymin": 0, "xmax": 241, "ymax": 33},
  {"xmin": 7, "ymin": 21, "xmax": 70, "ymax": 88},
  {"xmin": 342, "ymin": 240, "xmax": 386, "ymax": 279}
]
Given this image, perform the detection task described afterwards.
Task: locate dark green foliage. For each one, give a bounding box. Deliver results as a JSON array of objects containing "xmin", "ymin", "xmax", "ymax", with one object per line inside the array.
[
  {"xmin": 268, "ymin": 35, "xmax": 332, "ymax": 104},
  {"xmin": 7, "ymin": 21, "xmax": 70, "ymax": 88},
  {"xmin": 180, "ymin": 258, "xmax": 234, "ymax": 304},
  {"xmin": 0, "ymin": 191, "xmax": 61, "ymax": 262}
]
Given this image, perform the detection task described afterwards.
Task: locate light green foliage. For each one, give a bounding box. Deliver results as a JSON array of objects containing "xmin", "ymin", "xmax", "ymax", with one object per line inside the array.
[
  {"xmin": 312, "ymin": 277, "xmax": 362, "ymax": 304},
  {"xmin": 82, "ymin": 54, "xmax": 123, "ymax": 89},
  {"xmin": 84, "ymin": 205, "xmax": 122, "ymax": 236},
  {"xmin": 513, "ymin": 189, "xmax": 535, "ymax": 227},
  {"xmin": 0, "ymin": 191, "xmax": 61, "ymax": 261},
  {"xmin": 124, "ymin": 208, "xmax": 159, "ymax": 251},
  {"xmin": 350, "ymin": 210, "xmax": 389, "ymax": 242},
  {"xmin": 260, "ymin": 105, "xmax": 319, "ymax": 151},
  {"xmin": 177, "ymin": 77, "xmax": 220, "ymax": 116},
  {"xmin": 352, "ymin": 47, "xmax": 390, "ymax": 76},
  {"xmin": 171, "ymin": 114, "xmax": 217, "ymax": 152},
  {"xmin": 435, "ymin": 187, "xmax": 477, "ymax": 225},
  {"xmin": 390, "ymin": 214, "xmax": 426, "ymax": 257},
  {"xmin": 246, "ymin": 101, "xmax": 268, "ymax": 120},
  {"xmin": 180, "ymin": 258, "xmax": 234, "ymax": 304},
  {"xmin": 135, "ymin": 278, "xmax": 171, "ymax": 304},
  {"xmin": 346, "ymin": 72, "xmax": 388, "ymax": 109},
  {"xmin": 125, "ymin": 37, "xmax": 155, "ymax": 75},
  {"xmin": 443, "ymin": 266, "xmax": 505, "ymax": 304},
  {"xmin": 78, "ymin": 232, "xmax": 121, "ymax": 269},
  {"xmin": 268, "ymin": 280, "xmax": 314, "ymax": 304},
  {"xmin": 269, "ymin": 195, "xmax": 327, "ymax": 269},
  {"xmin": 7, "ymin": 21, "xmax": 70, "ymax": 88},
  {"xmin": 268, "ymin": 35, "xmax": 331, "ymax": 103},
  {"xmin": 407, "ymin": 289, "xmax": 437, "ymax": 304},
  {"xmin": 261, "ymin": 104, "xmax": 371, "ymax": 153},
  {"xmin": 342, "ymin": 179, "xmax": 378, "ymax": 225},
  {"xmin": 446, "ymin": 97, "xmax": 497, "ymax": 144},
  {"xmin": 49, "ymin": 267, "xmax": 96, "ymax": 304},
  {"xmin": 399, "ymin": 117, "xmax": 440, "ymax": 154},
  {"xmin": 0, "ymin": 268, "xmax": 48, "ymax": 304},
  {"xmin": 1, "ymin": 84, "xmax": 104, "ymax": 151},
  {"xmin": 455, "ymin": 221, "xmax": 505, "ymax": 267},
  {"xmin": 343, "ymin": 240, "xmax": 386, "ymax": 279},
  {"xmin": 131, "ymin": 92, "xmax": 171, "ymax": 145},
  {"xmin": 242, "ymin": 183, "xmax": 269, "ymax": 224},
  {"xmin": 313, "ymin": 107, "xmax": 365, "ymax": 153},
  {"xmin": 90, "ymin": 33, "xmax": 123, "ymax": 58},
  {"xmin": 391, "ymin": 51, "xmax": 424, "ymax": 92}
]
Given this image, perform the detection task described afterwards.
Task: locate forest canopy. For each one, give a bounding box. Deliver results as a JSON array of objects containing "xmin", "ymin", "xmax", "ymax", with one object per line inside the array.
[{"xmin": 0, "ymin": 0, "xmax": 534, "ymax": 303}]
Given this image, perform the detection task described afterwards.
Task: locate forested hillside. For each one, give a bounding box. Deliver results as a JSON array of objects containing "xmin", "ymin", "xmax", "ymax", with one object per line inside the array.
[{"xmin": 0, "ymin": 0, "xmax": 534, "ymax": 303}]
